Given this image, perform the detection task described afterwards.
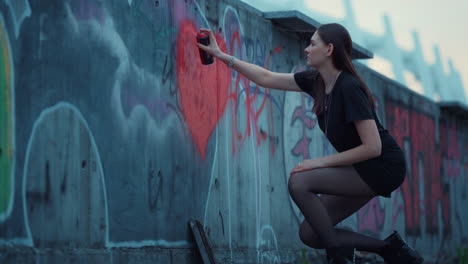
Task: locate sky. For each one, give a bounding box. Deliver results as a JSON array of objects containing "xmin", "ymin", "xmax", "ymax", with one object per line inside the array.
[{"xmin": 239, "ymin": 0, "xmax": 468, "ymax": 103}]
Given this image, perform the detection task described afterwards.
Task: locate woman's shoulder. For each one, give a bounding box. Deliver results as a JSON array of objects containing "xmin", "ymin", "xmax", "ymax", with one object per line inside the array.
[
  {"xmin": 340, "ymin": 71, "xmax": 361, "ymax": 86},
  {"xmin": 295, "ymin": 68, "xmax": 320, "ymax": 80},
  {"xmin": 338, "ymin": 72, "xmax": 365, "ymax": 95},
  {"xmin": 293, "ymin": 68, "xmax": 320, "ymax": 96}
]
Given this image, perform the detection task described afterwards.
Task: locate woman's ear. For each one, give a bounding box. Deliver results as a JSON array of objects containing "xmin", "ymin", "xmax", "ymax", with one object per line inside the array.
[{"xmin": 326, "ymin": 43, "xmax": 334, "ymax": 56}]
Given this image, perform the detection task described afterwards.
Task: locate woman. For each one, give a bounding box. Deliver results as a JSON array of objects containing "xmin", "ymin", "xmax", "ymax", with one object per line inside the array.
[{"xmin": 197, "ymin": 23, "xmax": 423, "ymax": 264}]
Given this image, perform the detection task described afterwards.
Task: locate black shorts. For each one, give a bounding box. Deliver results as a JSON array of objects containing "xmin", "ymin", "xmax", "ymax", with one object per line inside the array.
[{"xmin": 352, "ymin": 150, "xmax": 406, "ymax": 198}]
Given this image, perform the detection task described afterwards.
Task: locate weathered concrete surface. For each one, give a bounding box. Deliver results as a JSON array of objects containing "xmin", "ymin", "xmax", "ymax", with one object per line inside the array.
[
  {"xmin": 0, "ymin": 245, "xmax": 202, "ymax": 264},
  {"xmin": 0, "ymin": 0, "xmax": 467, "ymax": 263}
]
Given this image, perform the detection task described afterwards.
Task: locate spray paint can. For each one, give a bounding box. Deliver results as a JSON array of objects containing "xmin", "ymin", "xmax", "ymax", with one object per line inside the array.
[{"xmin": 196, "ymin": 31, "xmax": 214, "ymax": 65}]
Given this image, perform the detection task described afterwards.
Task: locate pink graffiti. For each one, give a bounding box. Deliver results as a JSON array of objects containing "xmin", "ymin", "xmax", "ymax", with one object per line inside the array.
[
  {"xmin": 386, "ymin": 101, "xmax": 451, "ymax": 235},
  {"xmin": 291, "ymin": 94, "xmax": 318, "ymax": 159},
  {"xmin": 357, "ymin": 197, "xmax": 385, "ymax": 234},
  {"xmin": 72, "ymin": 0, "xmax": 105, "ymax": 24}
]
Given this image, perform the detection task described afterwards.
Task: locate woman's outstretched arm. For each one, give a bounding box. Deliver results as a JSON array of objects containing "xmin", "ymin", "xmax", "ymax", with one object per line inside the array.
[{"xmin": 197, "ymin": 28, "xmax": 301, "ymax": 92}]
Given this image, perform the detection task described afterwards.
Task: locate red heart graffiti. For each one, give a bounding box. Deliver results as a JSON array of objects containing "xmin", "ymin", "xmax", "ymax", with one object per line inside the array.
[{"xmin": 176, "ymin": 20, "xmax": 231, "ymax": 160}]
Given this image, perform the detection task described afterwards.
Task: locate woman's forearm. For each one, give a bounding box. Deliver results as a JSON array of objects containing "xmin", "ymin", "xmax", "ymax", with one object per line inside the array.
[{"xmin": 216, "ymin": 52, "xmax": 269, "ymax": 86}]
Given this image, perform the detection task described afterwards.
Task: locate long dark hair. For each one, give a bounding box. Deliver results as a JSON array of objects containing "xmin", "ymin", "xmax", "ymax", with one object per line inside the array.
[{"xmin": 311, "ymin": 23, "xmax": 376, "ymax": 116}]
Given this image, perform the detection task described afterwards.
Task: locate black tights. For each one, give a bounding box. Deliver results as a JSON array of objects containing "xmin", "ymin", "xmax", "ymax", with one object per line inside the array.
[{"xmin": 288, "ymin": 165, "xmax": 389, "ymax": 253}]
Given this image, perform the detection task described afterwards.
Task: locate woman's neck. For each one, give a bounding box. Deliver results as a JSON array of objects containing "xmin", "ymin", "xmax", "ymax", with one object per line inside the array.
[{"xmin": 318, "ymin": 66, "xmax": 342, "ymax": 93}]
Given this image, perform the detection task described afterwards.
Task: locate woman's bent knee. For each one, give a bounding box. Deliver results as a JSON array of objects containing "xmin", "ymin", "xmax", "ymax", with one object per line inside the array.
[
  {"xmin": 299, "ymin": 229, "xmax": 324, "ymax": 249},
  {"xmin": 299, "ymin": 221, "xmax": 324, "ymax": 249},
  {"xmin": 288, "ymin": 169, "xmax": 325, "ymax": 195},
  {"xmin": 288, "ymin": 171, "xmax": 307, "ymax": 194}
]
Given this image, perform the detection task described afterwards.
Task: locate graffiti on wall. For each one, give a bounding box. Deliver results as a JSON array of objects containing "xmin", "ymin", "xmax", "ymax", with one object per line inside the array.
[
  {"xmin": 0, "ymin": 0, "xmax": 467, "ymax": 262},
  {"xmin": 355, "ymin": 99, "xmax": 468, "ymax": 251},
  {"xmin": 386, "ymin": 101, "xmax": 450, "ymax": 236},
  {"xmin": 176, "ymin": 19, "xmax": 231, "ymax": 159},
  {"xmin": 0, "ymin": 14, "xmax": 15, "ymax": 222}
]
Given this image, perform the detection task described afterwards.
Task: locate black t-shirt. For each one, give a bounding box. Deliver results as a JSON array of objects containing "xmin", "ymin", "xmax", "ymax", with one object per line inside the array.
[
  {"xmin": 293, "ymin": 69, "xmax": 406, "ymax": 196},
  {"xmin": 293, "ymin": 69, "xmax": 397, "ymax": 151}
]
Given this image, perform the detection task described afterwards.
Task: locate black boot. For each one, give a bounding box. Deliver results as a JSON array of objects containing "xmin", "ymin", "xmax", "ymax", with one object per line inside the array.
[
  {"xmin": 379, "ymin": 231, "xmax": 424, "ymax": 264},
  {"xmin": 326, "ymin": 246, "xmax": 355, "ymax": 264}
]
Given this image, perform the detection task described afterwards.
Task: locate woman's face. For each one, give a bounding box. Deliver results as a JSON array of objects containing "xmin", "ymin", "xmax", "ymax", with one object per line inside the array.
[{"xmin": 304, "ymin": 31, "xmax": 331, "ymax": 67}]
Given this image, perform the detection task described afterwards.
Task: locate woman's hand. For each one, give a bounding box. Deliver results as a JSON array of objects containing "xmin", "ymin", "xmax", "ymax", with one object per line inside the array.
[
  {"xmin": 290, "ymin": 159, "xmax": 324, "ymax": 174},
  {"xmin": 197, "ymin": 28, "xmax": 223, "ymax": 58}
]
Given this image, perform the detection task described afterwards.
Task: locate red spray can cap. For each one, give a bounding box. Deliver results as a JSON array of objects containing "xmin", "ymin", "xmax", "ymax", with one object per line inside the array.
[{"xmin": 197, "ymin": 31, "xmax": 209, "ymax": 38}]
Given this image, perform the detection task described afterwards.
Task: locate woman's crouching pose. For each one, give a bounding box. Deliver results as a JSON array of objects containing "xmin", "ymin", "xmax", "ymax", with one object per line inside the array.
[{"xmin": 197, "ymin": 22, "xmax": 423, "ymax": 264}]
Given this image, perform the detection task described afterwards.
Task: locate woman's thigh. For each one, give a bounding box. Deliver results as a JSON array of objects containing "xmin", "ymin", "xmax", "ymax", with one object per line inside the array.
[
  {"xmin": 288, "ymin": 165, "xmax": 378, "ymax": 197},
  {"xmin": 319, "ymin": 194, "xmax": 373, "ymax": 224}
]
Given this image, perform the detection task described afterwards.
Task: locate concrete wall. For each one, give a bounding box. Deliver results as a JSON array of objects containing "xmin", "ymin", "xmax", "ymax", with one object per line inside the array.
[{"xmin": 1, "ymin": 0, "xmax": 467, "ymax": 263}]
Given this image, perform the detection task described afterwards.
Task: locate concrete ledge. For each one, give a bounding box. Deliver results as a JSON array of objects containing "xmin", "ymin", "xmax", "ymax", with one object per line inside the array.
[
  {"xmin": 263, "ymin": 10, "xmax": 373, "ymax": 60},
  {"xmin": 0, "ymin": 245, "xmax": 412, "ymax": 264},
  {"xmin": 438, "ymin": 101, "xmax": 468, "ymax": 118},
  {"xmin": 0, "ymin": 246, "xmax": 201, "ymax": 264}
]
